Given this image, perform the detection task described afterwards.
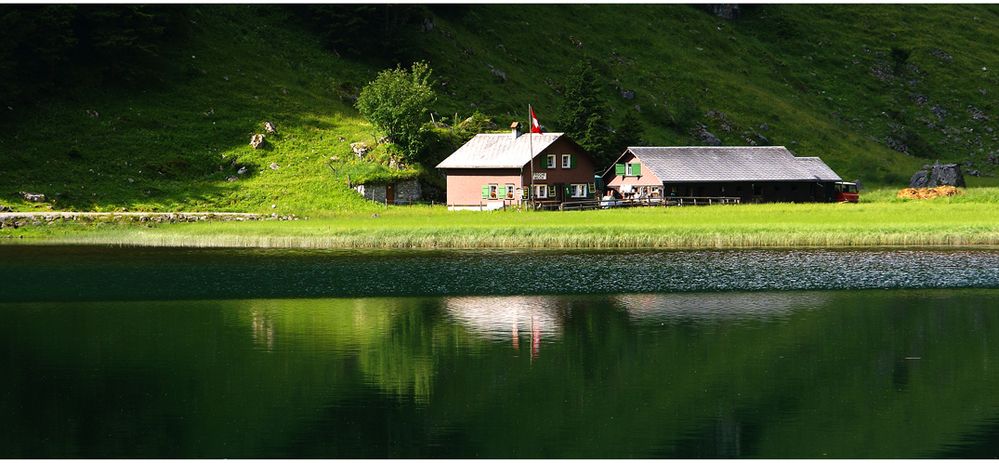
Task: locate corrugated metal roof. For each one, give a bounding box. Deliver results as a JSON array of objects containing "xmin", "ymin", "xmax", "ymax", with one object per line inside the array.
[
  {"xmin": 625, "ymin": 146, "xmax": 842, "ymax": 182},
  {"xmin": 436, "ymin": 133, "xmax": 565, "ymax": 169}
]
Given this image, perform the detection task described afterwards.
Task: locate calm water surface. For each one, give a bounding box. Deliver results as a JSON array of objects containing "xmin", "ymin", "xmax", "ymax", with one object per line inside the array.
[{"xmin": 2, "ymin": 246, "xmax": 999, "ymax": 457}]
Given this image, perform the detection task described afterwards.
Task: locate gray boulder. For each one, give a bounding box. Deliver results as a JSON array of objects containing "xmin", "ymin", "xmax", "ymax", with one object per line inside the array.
[
  {"xmin": 696, "ymin": 125, "xmax": 722, "ymax": 146},
  {"xmin": 909, "ymin": 162, "xmax": 966, "ymax": 188},
  {"xmin": 21, "ymin": 192, "xmax": 46, "ymax": 202}
]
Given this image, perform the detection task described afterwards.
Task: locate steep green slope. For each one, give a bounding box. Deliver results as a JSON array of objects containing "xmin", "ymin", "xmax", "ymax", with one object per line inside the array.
[
  {"xmin": 2, "ymin": 6, "xmax": 397, "ymax": 214},
  {"xmin": 2, "ymin": 5, "xmax": 998, "ymax": 214},
  {"xmin": 419, "ymin": 5, "xmax": 998, "ymax": 183}
]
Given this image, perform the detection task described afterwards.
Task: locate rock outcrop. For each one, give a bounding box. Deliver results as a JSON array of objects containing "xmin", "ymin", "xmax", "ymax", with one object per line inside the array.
[
  {"xmin": 350, "ymin": 142, "xmax": 370, "ymax": 157},
  {"xmin": 250, "ymin": 134, "xmax": 266, "ymax": 149},
  {"xmin": 908, "ymin": 162, "xmax": 966, "ymax": 188},
  {"xmin": 20, "ymin": 192, "xmax": 46, "ymax": 202}
]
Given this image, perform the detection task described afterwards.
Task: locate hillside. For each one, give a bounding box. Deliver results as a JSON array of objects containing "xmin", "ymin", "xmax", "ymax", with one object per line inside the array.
[{"xmin": 2, "ymin": 5, "xmax": 998, "ymax": 214}]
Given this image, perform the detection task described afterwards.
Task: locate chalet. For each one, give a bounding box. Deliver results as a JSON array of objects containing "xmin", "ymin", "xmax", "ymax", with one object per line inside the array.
[
  {"xmin": 602, "ymin": 146, "xmax": 844, "ymax": 203},
  {"xmin": 436, "ymin": 123, "xmax": 598, "ymax": 210}
]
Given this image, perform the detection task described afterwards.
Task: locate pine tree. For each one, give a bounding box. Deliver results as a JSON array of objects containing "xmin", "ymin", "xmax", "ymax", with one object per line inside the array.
[
  {"xmin": 556, "ymin": 60, "xmax": 616, "ymax": 165},
  {"xmin": 610, "ymin": 110, "xmax": 646, "ymax": 155}
]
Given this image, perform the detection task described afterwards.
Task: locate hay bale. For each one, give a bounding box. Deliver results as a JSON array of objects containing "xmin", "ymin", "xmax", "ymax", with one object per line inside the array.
[{"xmin": 896, "ymin": 186, "xmax": 963, "ymax": 199}]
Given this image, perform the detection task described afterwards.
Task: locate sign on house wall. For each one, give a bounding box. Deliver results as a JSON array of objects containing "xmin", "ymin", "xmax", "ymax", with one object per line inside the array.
[{"xmin": 533, "ymin": 173, "xmax": 547, "ymax": 180}]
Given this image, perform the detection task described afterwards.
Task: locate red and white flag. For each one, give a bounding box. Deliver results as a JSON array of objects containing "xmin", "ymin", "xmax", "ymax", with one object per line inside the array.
[{"xmin": 530, "ymin": 106, "xmax": 543, "ymax": 134}]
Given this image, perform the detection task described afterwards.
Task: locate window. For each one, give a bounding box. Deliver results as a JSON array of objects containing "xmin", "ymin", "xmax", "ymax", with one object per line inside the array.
[
  {"xmin": 561, "ymin": 154, "xmax": 571, "ymax": 169},
  {"xmin": 625, "ymin": 163, "xmax": 633, "ymax": 176},
  {"xmin": 506, "ymin": 183, "xmax": 515, "ymax": 199},
  {"xmin": 570, "ymin": 184, "xmax": 587, "ymax": 198},
  {"xmin": 625, "ymin": 162, "xmax": 641, "ymax": 176},
  {"xmin": 546, "ymin": 154, "xmax": 556, "ymax": 169},
  {"xmin": 534, "ymin": 184, "xmax": 548, "ymax": 198},
  {"xmin": 489, "ymin": 184, "xmax": 498, "ymax": 199}
]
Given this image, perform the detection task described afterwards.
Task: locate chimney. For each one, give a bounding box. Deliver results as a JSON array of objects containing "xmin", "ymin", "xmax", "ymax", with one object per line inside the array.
[{"xmin": 510, "ymin": 121, "xmax": 521, "ymax": 139}]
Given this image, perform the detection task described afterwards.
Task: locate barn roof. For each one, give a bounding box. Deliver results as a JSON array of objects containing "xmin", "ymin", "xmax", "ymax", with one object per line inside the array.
[
  {"xmin": 436, "ymin": 133, "xmax": 566, "ymax": 169},
  {"xmin": 614, "ymin": 146, "xmax": 842, "ymax": 182}
]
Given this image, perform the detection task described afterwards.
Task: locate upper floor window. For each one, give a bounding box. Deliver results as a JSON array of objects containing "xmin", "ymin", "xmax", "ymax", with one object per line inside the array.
[
  {"xmin": 546, "ymin": 154, "xmax": 556, "ymax": 169},
  {"xmin": 561, "ymin": 154, "xmax": 572, "ymax": 169}
]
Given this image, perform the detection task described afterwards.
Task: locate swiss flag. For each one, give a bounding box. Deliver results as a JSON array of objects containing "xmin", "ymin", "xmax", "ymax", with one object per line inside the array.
[{"xmin": 530, "ymin": 106, "xmax": 543, "ymax": 134}]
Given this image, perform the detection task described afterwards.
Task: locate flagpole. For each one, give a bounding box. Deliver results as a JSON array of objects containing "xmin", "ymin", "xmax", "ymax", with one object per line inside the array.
[{"xmin": 529, "ymin": 104, "xmax": 534, "ymax": 209}]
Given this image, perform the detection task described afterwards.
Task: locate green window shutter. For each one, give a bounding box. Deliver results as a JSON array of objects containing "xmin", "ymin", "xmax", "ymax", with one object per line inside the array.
[
  {"xmin": 564, "ymin": 185, "xmax": 571, "ymax": 196},
  {"xmin": 548, "ymin": 185, "xmax": 556, "ymax": 197},
  {"xmin": 589, "ymin": 183, "xmax": 596, "ymax": 196},
  {"xmin": 615, "ymin": 163, "xmax": 626, "ymax": 176},
  {"xmin": 569, "ymin": 155, "xmax": 576, "ymax": 169},
  {"xmin": 498, "ymin": 185, "xmax": 506, "ymax": 197},
  {"xmin": 522, "ymin": 188, "xmax": 529, "ymax": 199},
  {"xmin": 481, "ymin": 185, "xmax": 489, "ymax": 199},
  {"xmin": 634, "ymin": 163, "xmax": 642, "ymax": 176}
]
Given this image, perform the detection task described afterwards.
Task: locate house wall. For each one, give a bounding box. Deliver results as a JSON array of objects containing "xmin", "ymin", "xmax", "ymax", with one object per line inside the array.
[
  {"xmin": 445, "ymin": 168, "xmax": 522, "ymax": 207},
  {"xmin": 520, "ymin": 137, "xmax": 599, "ymax": 202},
  {"xmin": 604, "ymin": 151, "xmax": 663, "ymax": 194}
]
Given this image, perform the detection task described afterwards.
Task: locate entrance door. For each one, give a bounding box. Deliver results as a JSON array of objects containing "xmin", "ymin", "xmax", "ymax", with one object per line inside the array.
[{"xmin": 386, "ymin": 183, "xmax": 396, "ymax": 204}]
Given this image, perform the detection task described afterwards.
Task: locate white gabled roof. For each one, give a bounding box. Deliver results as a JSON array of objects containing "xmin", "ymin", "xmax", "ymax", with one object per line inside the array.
[
  {"xmin": 436, "ymin": 132, "xmax": 566, "ymax": 169},
  {"xmin": 616, "ymin": 146, "xmax": 842, "ymax": 182}
]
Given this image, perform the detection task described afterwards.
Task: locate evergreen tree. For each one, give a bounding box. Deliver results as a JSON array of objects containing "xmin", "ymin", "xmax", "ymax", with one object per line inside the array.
[
  {"xmin": 556, "ymin": 60, "xmax": 617, "ymax": 167},
  {"xmin": 610, "ymin": 110, "xmax": 646, "ymax": 155}
]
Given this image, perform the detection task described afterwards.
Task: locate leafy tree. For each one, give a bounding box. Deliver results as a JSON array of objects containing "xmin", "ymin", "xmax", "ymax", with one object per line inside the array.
[{"xmin": 356, "ymin": 62, "xmax": 437, "ymax": 162}]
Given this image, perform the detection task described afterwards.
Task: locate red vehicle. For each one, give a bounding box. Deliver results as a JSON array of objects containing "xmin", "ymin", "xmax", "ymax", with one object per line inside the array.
[{"xmin": 834, "ymin": 182, "xmax": 860, "ymax": 203}]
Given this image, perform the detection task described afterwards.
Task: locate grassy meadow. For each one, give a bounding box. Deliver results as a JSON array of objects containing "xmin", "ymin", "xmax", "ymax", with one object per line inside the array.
[
  {"xmin": 3, "ymin": 5, "xmax": 999, "ymax": 216},
  {"xmin": 7, "ymin": 187, "xmax": 999, "ymax": 249}
]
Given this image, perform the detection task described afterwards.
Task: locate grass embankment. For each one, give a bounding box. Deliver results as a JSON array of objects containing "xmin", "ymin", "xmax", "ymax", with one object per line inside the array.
[{"xmin": 8, "ymin": 188, "xmax": 999, "ymax": 249}]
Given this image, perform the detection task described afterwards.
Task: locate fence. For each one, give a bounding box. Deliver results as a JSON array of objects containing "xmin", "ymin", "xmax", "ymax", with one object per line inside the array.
[{"xmin": 445, "ymin": 196, "xmax": 741, "ymax": 211}]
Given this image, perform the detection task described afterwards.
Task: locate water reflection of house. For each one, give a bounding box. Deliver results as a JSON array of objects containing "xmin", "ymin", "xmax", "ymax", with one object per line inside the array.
[
  {"xmin": 444, "ymin": 296, "xmax": 563, "ymax": 358},
  {"xmin": 614, "ymin": 292, "xmax": 829, "ymax": 322}
]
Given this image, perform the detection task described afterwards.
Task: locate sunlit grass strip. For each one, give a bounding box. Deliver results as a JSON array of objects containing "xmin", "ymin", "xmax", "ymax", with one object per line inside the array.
[{"xmin": 32, "ymin": 227, "xmax": 999, "ymax": 249}]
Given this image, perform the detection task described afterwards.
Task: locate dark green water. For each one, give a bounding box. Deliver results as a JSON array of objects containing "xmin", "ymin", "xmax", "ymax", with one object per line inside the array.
[{"xmin": 2, "ymin": 246, "xmax": 999, "ymax": 458}]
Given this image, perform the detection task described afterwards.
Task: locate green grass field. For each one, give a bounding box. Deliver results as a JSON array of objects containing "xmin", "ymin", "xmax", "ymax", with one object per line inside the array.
[
  {"xmin": 3, "ymin": 5, "xmax": 998, "ymax": 216},
  {"xmin": 7, "ymin": 187, "xmax": 999, "ymax": 249}
]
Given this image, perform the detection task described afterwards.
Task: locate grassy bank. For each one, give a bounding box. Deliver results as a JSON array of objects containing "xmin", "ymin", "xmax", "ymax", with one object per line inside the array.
[{"xmin": 6, "ymin": 188, "xmax": 999, "ymax": 249}]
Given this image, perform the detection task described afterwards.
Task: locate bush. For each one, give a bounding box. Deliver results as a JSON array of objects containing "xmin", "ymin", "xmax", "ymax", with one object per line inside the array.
[{"xmin": 355, "ymin": 62, "xmax": 437, "ymax": 163}]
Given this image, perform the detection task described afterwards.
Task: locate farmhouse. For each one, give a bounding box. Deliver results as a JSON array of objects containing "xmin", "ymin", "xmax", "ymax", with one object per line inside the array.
[
  {"xmin": 436, "ymin": 123, "xmax": 598, "ymax": 210},
  {"xmin": 602, "ymin": 146, "xmax": 844, "ymax": 203}
]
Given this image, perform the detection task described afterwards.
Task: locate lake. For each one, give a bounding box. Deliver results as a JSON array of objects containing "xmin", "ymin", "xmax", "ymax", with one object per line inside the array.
[{"xmin": 2, "ymin": 246, "xmax": 999, "ymax": 457}]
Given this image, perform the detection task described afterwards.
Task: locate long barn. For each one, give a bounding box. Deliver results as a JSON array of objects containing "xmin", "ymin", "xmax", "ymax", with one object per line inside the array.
[{"xmin": 601, "ymin": 146, "xmax": 845, "ymax": 203}]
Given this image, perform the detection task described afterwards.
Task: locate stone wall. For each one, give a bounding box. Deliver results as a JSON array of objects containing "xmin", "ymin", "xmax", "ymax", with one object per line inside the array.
[
  {"xmin": 354, "ymin": 179, "xmax": 422, "ymax": 204},
  {"xmin": 395, "ymin": 179, "xmax": 422, "ymax": 203}
]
